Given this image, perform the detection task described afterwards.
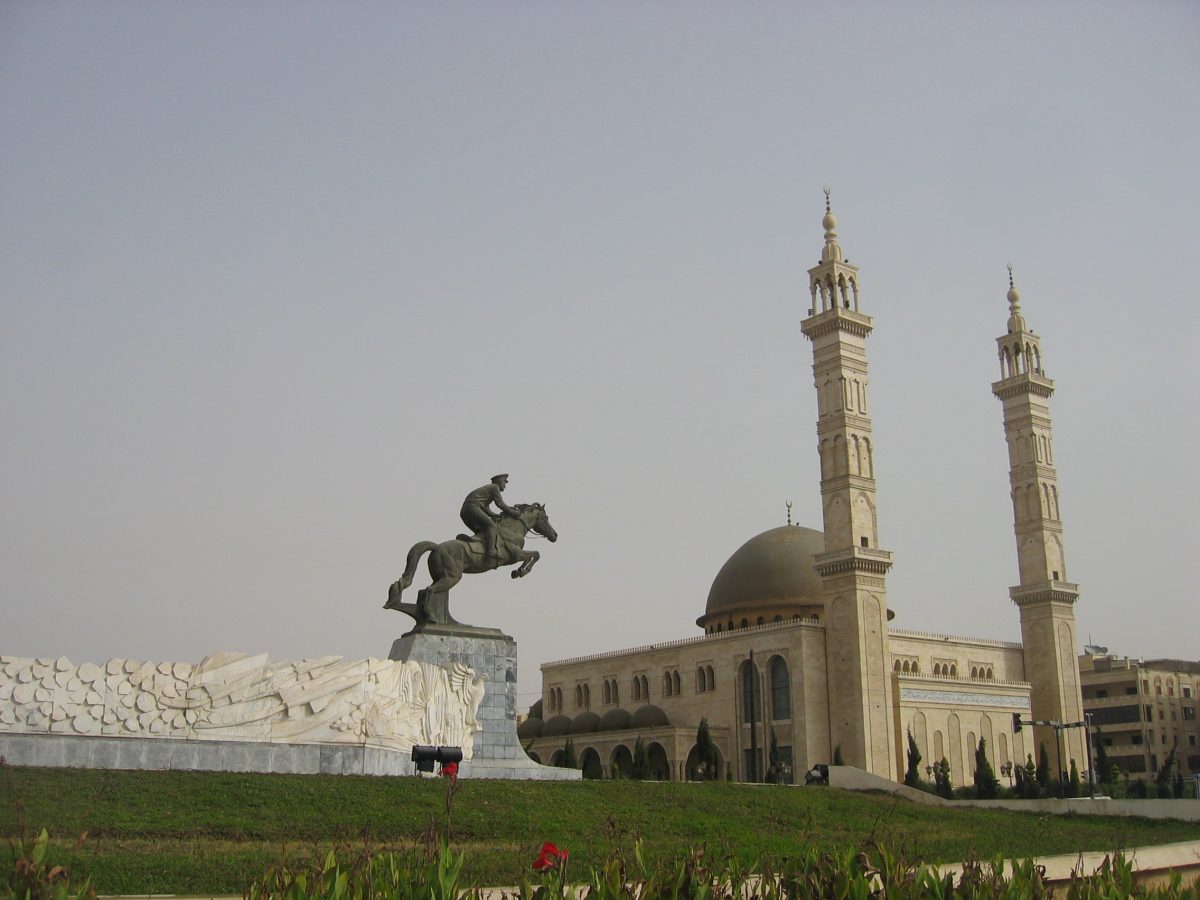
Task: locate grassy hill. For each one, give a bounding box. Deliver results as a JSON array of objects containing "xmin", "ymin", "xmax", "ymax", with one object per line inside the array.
[{"xmin": 4, "ymin": 765, "xmax": 1199, "ymax": 894}]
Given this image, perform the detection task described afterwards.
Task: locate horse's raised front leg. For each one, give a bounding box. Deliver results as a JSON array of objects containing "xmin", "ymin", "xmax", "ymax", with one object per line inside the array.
[{"xmin": 510, "ymin": 550, "xmax": 540, "ymax": 579}]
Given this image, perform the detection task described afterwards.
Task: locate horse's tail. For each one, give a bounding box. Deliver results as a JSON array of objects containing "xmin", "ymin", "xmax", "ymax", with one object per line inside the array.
[
  {"xmin": 384, "ymin": 541, "xmax": 438, "ymax": 610},
  {"xmin": 400, "ymin": 541, "xmax": 437, "ymax": 591}
]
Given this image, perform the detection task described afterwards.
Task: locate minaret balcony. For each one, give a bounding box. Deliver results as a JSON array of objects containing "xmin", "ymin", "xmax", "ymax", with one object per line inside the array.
[
  {"xmin": 814, "ymin": 546, "xmax": 894, "ymax": 576},
  {"xmin": 991, "ymin": 372, "xmax": 1055, "ymax": 400},
  {"xmin": 801, "ymin": 306, "xmax": 874, "ymax": 340},
  {"xmin": 1009, "ymin": 580, "xmax": 1080, "ymax": 606}
]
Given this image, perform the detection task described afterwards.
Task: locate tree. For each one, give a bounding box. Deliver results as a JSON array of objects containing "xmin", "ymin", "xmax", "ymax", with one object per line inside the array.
[
  {"xmin": 694, "ymin": 718, "xmax": 718, "ymax": 781},
  {"xmin": 1156, "ymin": 741, "xmax": 1177, "ymax": 799},
  {"xmin": 1036, "ymin": 743, "xmax": 1051, "ymax": 787},
  {"xmin": 560, "ymin": 738, "xmax": 577, "ymax": 769},
  {"xmin": 833, "ymin": 745, "xmax": 845, "ymax": 766},
  {"xmin": 1067, "ymin": 758, "xmax": 1080, "ymax": 798},
  {"xmin": 632, "ymin": 737, "xmax": 649, "ymax": 780},
  {"xmin": 1022, "ymin": 754, "xmax": 1039, "ymax": 799},
  {"xmin": 767, "ymin": 728, "xmax": 782, "ymax": 784},
  {"xmin": 904, "ymin": 728, "xmax": 922, "ymax": 788},
  {"xmin": 1093, "ymin": 733, "xmax": 1110, "ymax": 789},
  {"xmin": 973, "ymin": 737, "xmax": 999, "ymax": 799},
  {"xmin": 1173, "ymin": 770, "xmax": 1185, "ymax": 799},
  {"xmin": 934, "ymin": 757, "xmax": 953, "ymax": 799}
]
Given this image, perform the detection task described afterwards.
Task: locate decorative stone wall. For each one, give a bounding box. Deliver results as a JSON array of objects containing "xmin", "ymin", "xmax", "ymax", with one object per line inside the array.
[{"xmin": 0, "ymin": 652, "xmax": 485, "ymax": 776}]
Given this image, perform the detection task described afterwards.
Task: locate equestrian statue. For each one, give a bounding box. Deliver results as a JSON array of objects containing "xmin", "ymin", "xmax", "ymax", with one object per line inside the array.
[{"xmin": 384, "ymin": 474, "xmax": 558, "ymax": 631}]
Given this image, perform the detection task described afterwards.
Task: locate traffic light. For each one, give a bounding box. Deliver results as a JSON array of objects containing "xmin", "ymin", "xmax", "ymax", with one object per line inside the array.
[{"xmin": 1012, "ymin": 712, "xmax": 1023, "ymax": 733}]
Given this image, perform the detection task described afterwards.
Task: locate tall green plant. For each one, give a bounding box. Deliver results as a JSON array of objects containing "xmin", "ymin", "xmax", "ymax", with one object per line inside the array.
[
  {"xmin": 560, "ymin": 738, "xmax": 577, "ymax": 770},
  {"xmin": 631, "ymin": 737, "xmax": 649, "ymax": 780},
  {"xmin": 904, "ymin": 728, "xmax": 922, "ymax": 788},
  {"xmin": 973, "ymin": 737, "xmax": 999, "ymax": 799},
  {"xmin": 934, "ymin": 757, "xmax": 953, "ymax": 799},
  {"xmin": 694, "ymin": 718, "xmax": 717, "ymax": 781},
  {"xmin": 1037, "ymin": 743, "xmax": 1050, "ymax": 786}
]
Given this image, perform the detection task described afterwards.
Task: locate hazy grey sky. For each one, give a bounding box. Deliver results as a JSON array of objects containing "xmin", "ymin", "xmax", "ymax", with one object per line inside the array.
[{"xmin": 3, "ymin": 2, "xmax": 1198, "ymax": 710}]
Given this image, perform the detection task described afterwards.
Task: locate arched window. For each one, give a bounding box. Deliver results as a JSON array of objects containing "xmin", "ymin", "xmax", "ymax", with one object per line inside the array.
[
  {"xmin": 663, "ymin": 672, "xmax": 672, "ymax": 696},
  {"xmin": 611, "ymin": 681, "xmax": 618, "ymax": 703},
  {"xmin": 740, "ymin": 659, "xmax": 761, "ymax": 724},
  {"xmin": 706, "ymin": 665, "xmax": 715, "ymax": 692},
  {"xmin": 756, "ymin": 616, "xmax": 765, "ymax": 626},
  {"xmin": 902, "ymin": 660, "xmax": 911, "ymax": 674},
  {"xmin": 632, "ymin": 677, "xmax": 641, "ymax": 702},
  {"xmin": 641, "ymin": 675, "xmax": 649, "ymax": 699},
  {"xmin": 987, "ymin": 667, "xmax": 994, "ymax": 680},
  {"xmin": 770, "ymin": 656, "xmax": 790, "ymax": 720},
  {"xmin": 911, "ymin": 661, "xmax": 919, "ymax": 674},
  {"xmin": 583, "ymin": 684, "xmax": 590, "ymax": 708},
  {"xmin": 716, "ymin": 622, "xmax": 723, "ymax": 632},
  {"xmin": 603, "ymin": 681, "xmax": 611, "ymax": 704},
  {"xmin": 696, "ymin": 667, "xmax": 706, "ymax": 692},
  {"xmin": 971, "ymin": 667, "xmax": 979, "ymax": 679},
  {"xmin": 894, "ymin": 660, "xmax": 902, "ymax": 672},
  {"xmin": 672, "ymin": 670, "xmax": 681, "ymax": 695},
  {"xmin": 950, "ymin": 665, "xmax": 958, "ymax": 677},
  {"xmin": 933, "ymin": 663, "xmax": 941, "ymax": 676},
  {"xmin": 575, "ymin": 685, "xmax": 583, "ymax": 708},
  {"xmin": 774, "ymin": 614, "xmax": 782, "ymax": 623},
  {"xmin": 740, "ymin": 618, "xmax": 749, "ymax": 629}
]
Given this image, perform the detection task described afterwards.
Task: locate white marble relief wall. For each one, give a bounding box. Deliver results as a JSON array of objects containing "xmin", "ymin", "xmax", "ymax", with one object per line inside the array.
[{"xmin": 0, "ymin": 652, "xmax": 486, "ymax": 756}]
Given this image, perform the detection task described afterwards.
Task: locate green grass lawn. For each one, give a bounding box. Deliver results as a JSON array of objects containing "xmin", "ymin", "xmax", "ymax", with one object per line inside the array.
[{"xmin": 3, "ymin": 765, "xmax": 1199, "ymax": 895}]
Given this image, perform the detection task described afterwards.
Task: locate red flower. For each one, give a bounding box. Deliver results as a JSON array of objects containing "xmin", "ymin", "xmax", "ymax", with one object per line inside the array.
[
  {"xmin": 439, "ymin": 761, "xmax": 459, "ymax": 781},
  {"xmin": 532, "ymin": 842, "xmax": 568, "ymax": 872}
]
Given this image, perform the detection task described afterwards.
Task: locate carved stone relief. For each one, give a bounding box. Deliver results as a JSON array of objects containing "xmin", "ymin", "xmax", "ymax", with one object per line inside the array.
[{"xmin": 0, "ymin": 653, "xmax": 485, "ymax": 756}]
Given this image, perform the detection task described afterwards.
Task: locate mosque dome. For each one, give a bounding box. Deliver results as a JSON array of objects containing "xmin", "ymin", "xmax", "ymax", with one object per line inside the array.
[{"xmin": 697, "ymin": 525, "xmax": 827, "ymax": 631}]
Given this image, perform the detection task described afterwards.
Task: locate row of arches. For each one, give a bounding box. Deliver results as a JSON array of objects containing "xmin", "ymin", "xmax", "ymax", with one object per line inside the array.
[
  {"xmin": 819, "ymin": 433, "xmax": 874, "ymax": 480},
  {"xmin": 999, "ymin": 341, "xmax": 1043, "ymax": 379},
  {"xmin": 911, "ymin": 710, "xmax": 1017, "ymax": 787},
  {"xmin": 893, "ymin": 659, "xmax": 921, "ymax": 674},
  {"xmin": 601, "ymin": 678, "xmax": 619, "ymax": 705},
  {"xmin": 630, "ymin": 674, "xmax": 651, "ymax": 702},
  {"xmin": 1010, "ymin": 431, "xmax": 1054, "ymax": 466},
  {"xmin": 1012, "ymin": 482, "xmax": 1061, "ymax": 522},
  {"xmin": 810, "ymin": 272, "xmax": 860, "ymax": 314},
  {"xmin": 738, "ymin": 655, "xmax": 791, "ymax": 723},
  {"xmin": 532, "ymin": 740, "xmax": 728, "ymax": 782}
]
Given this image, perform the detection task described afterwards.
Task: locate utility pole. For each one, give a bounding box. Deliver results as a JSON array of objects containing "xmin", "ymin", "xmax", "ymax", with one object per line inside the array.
[{"xmin": 1013, "ymin": 713, "xmax": 1092, "ymax": 799}]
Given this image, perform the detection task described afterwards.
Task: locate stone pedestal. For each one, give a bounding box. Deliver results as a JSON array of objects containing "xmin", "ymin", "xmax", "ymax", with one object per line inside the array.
[{"xmin": 388, "ymin": 632, "xmax": 579, "ymax": 780}]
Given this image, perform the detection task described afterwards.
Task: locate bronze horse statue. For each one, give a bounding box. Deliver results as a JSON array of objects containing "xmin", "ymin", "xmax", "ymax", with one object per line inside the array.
[{"xmin": 384, "ymin": 503, "xmax": 557, "ymax": 627}]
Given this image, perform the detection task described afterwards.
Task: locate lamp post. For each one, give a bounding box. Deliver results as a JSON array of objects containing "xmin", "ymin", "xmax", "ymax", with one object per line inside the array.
[{"xmin": 1000, "ymin": 761, "xmax": 1013, "ymax": 786}]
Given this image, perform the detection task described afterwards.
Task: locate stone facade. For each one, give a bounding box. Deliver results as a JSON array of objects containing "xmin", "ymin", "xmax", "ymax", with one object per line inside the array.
[
  {"xmin": 1079, "ymin": 652, "xmax": 1200, "ymax": 782},
  {"xmin": 523, "ymin": 202, "xmax": 1088, "ymax": 791}
]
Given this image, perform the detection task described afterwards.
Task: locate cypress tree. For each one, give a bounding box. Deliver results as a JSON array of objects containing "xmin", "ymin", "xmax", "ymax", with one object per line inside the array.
[
  {"xmin": 632, "ymin": 737, "xmax": 649, "ymax": 780},
  {"xmin": 904, "ymin": 728, "xmax": 922, "ymax": 788},
  {"xmin": 1036, "ymin": 743, "xmax": 1051, "ymax": 786},
  {"xmin": 935, "ymin": 757, "xmax": 953, "ymax": 799},
  {"xmin": 973, "ymin": 737, "xmax": 999, "ymax": 799},
  {"xmin": 561, "ymin": 738, "xmax": 577, "ymax": 769},
  {"xmin": 695, "ymin": 718, "xmax": 717, "ymax": 781},
  {"xmin": 833, "ymin": 745, "xmax": 844, "ymax": 766}
]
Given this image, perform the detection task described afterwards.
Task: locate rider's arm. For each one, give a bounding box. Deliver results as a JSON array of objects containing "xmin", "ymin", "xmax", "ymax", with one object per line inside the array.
[{"xmin": 487, "ymin": 484, "xmax": 517, "ymax": 516}]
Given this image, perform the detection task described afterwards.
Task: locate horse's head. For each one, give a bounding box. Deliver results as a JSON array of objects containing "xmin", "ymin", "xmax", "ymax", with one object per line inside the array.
[{"xmin": 516, "ymin": 502, "xmax": 557, "ymax": 542}]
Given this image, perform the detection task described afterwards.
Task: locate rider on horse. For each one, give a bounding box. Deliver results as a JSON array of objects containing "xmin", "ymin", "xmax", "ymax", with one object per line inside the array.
[{"xmin": 460, "ymin": 474, "xmax": 517, "ymax": 563}]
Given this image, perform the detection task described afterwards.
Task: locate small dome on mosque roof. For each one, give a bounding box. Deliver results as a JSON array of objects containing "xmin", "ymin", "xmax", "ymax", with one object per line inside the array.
[
  {"xmin": 702, "ymin": 525, "xmax": 826, "ymax": 622},
  {"xmin": 573, "ymin": 711, "xmax": 601, "ymax": 733},
  {"xmin": 600, "ymin": 708, "xmax": 632, "ymax": 731},
  {"xmin": 630, "ymin": 704, "xmax": 670, "ymax": 728}
]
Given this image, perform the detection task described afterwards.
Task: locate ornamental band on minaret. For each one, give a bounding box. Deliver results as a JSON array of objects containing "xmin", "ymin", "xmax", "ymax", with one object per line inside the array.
[
  {"xmin": 991, "ymin": 269, "xmax": 1087, "ymax": 770},
  {"xmin": 801, "ymin": 191, "xmax": 897, "ymax": 778}
]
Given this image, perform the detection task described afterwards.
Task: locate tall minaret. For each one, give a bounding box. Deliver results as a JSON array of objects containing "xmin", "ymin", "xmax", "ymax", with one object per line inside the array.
[
  {"xmin": 991, "ymin": 269, "xmax": 1086, "ymax": 770},
  {"xmin": 801, "ymin": 191, "xmax": 897, "ymax": 778}
]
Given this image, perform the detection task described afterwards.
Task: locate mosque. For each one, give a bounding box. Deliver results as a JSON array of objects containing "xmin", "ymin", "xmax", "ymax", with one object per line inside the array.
[{"xmin": 519, "ymin": 198, "xmax": 1088, "ymax": 786}]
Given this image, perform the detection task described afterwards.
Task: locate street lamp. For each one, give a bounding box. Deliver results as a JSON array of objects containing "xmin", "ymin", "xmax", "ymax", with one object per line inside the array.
[{"xmin": 1000, "ymin": 761, "xmax": 1013, "ymax": 786}]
